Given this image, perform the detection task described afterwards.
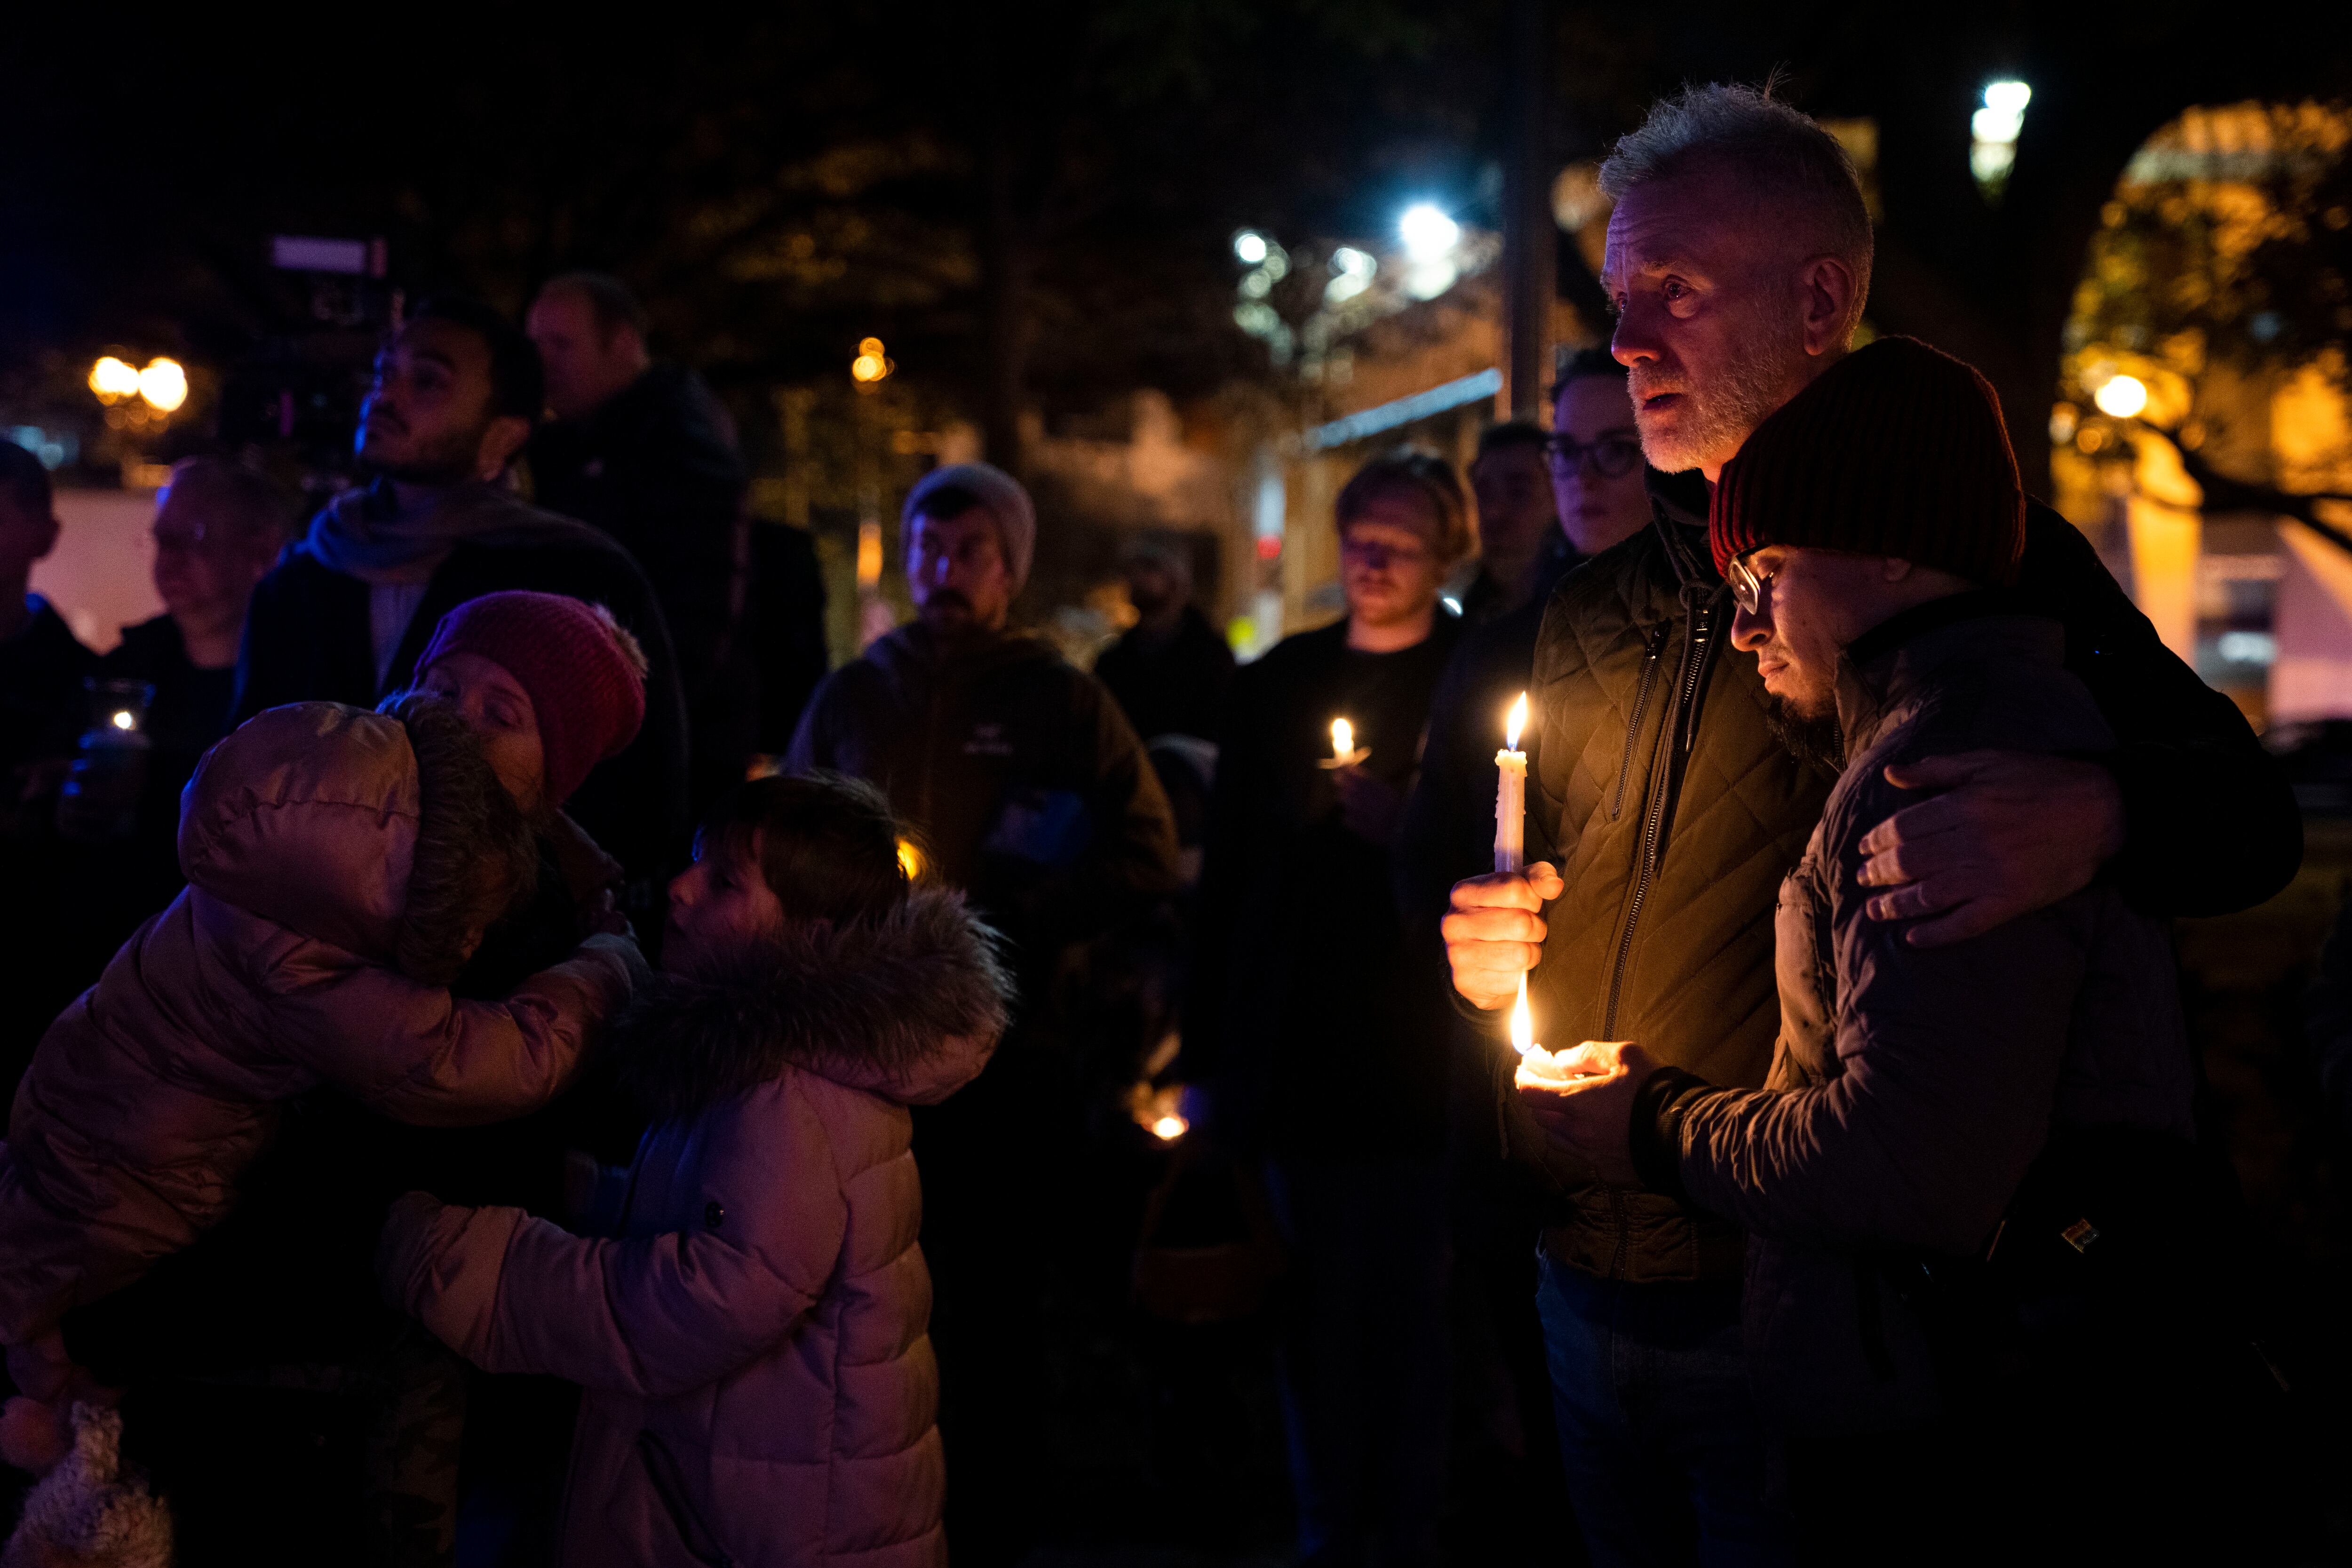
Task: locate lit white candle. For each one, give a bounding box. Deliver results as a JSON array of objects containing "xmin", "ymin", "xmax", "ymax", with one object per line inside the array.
[
  {"xmin": 1510, "ymin": 975, "xmax": 1598, "ymax": 1088},
  {"xmin": 1323, "ymin": 716, "xmax": 1367, "ymax": 770},
  {"xmin": 1494, "ymin": 692, "xmax": 1528, "ymax": 873}
]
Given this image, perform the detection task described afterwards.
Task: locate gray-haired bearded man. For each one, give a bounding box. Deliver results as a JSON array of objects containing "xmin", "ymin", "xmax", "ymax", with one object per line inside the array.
[{"xmin": 1438, "ymin": 83, "xmax": 2297, "ymax": 1564}]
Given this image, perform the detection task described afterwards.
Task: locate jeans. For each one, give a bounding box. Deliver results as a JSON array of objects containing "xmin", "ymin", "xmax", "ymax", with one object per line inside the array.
[
  {"xmin": 1264, "ymin": 1156, "xmax": 1450, "ymax": 1568},
  {"xmin": 1535, "ymin": 1255, "xmax": 1792, "ymax": 1567}
]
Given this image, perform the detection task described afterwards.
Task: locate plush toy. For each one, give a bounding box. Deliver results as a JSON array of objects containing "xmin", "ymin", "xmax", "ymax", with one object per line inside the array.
[{"xmin": 0, "ymin": 1402, "xmax": 172, "ymax": 1568}]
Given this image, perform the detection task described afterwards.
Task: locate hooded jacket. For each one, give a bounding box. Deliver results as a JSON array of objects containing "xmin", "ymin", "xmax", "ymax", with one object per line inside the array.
[
  {"xmin": 1498, "ymin": 473, "xmax": 2297, "ymax": 1285},
  {"xmin": 786, "ymin": 622, "xmax": 1180, "ymax": 978},
  {"xmin": 0, "ymin": 702, "xmax": 641, "ymax": 1344},
  {"xmin": 380, "ymin": 887, "xmax": 1013, "ymax": 1568},
  {"xmin": 1630, "ymin": 603, "xmax": 2196, "ymax": 1432}
]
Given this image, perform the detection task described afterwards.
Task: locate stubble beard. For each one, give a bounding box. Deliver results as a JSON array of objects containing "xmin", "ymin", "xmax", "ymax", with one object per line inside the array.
[{"xmin": 1630, "ymin": 300, "xmax": 1808, "ymax": 475}]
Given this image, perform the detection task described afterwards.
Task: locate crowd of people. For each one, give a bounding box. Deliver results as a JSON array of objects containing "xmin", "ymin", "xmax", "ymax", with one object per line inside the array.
[{"xmin": 0, "ymin": 77, "xmax": 2336, "ymax": 1568}]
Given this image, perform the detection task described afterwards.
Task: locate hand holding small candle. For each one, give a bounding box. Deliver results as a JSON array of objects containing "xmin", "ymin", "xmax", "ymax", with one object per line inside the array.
[
  {"xmin": 1322, "ymin": 716, "xmax": 1369, "ymax": 770},
  {"xmin": 1494, "ymin": 692, "xmax": 1528, "ymax": 873},
  {"xmin": 1512, "ymin": 1017, "xmax": 1660, "ymax": 1186}
]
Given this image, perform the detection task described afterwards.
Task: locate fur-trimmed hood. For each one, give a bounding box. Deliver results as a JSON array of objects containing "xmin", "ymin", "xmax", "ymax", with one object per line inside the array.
[{"xmin": 612, "ymin": 886, "xmax": 1013, "ymax": 1120}]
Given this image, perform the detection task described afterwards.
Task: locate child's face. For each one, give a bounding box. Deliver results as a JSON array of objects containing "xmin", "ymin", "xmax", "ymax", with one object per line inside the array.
[
  {"xmin": 664, "ymin": 830, "xmax": 786, "ymax": 974},
  {"xmin": 418, "ymin": 652, "xmax": 547, "ymax": 814}
]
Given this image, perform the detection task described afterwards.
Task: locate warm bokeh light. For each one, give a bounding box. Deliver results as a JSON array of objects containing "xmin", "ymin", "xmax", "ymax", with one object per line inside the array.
[
  {"xmin": 1152, "ymin": 1114, "xmax": 1189, "ymax": 1142},
  {"xmin": 856, "ymin": 519, "xmax": 883, "ymax": 587},
  {"xmin": 851, "ymin": 338, "xmax": 891, "ymax": 383},
  {"xmin": 136, "ymin": 358, "xmax": 188, "ymax": 413},
  {"xmin": 110, "ymin": 710, "xmax": 136, "ymax": 732},
  {"xmin": 1330, "ymin": 717, "xmax": 1353, "ymax": 758},
  {"xmin": 88, "ymin": 356, "xmax": 142, "ymax": 402},
  {"xmin": 2093, "ymin": 374, "xmax": 2149, "ymax": 418},
  {"xmin": 1505, "ymin": 692, "xmax": 1528, "ymax": 749}
]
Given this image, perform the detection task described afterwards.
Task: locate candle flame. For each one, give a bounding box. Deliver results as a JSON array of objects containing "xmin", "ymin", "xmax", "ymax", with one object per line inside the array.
[
  {"xmin": 1505, "ymin": 692, "xmax": 1527, "ymax": 749},
  {"xmin": 1152, "ymin": 1114, "xmax": 1189, "ymax": 1141},
  {"xmin": 1331, "ymin": 717, "xmax": 1353, "ymax": 758},
  {"xmin": 1510, "ymin": 974, "xmax": 1533, "ymax": 1055}
]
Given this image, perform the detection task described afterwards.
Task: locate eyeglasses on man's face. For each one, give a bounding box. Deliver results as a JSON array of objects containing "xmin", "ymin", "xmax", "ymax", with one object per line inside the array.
[
  {"xmin": 1726, "ymin": 551, "xmax": 1777, "ymax": 617},
  {"xmin": 1542, "ymin": 433, "xmax": 1644, "ymax": 479}
]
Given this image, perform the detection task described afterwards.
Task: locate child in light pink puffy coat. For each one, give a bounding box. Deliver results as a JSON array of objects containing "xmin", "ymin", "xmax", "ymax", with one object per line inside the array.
[{"xmin": 380, "ymin": 773, "xmax": 1011, "ymax": 1568}]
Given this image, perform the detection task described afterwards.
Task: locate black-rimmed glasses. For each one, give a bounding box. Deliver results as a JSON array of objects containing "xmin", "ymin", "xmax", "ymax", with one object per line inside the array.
[{"xmin": 1541, "ymin": 433, "xmax": 1643, "ymax": 479}]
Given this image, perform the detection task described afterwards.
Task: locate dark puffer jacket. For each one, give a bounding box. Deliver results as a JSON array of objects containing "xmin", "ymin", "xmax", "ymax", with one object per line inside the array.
[
  {"xmin": 1502, "ymin": 472, "xmax": 2297, "ymax": 1285},
  {"xmin": 785, "ymin": 622, "xmax": 1180, "ymax": 983},
  {"xmin": 1631, "ymin": 604, "xmax": 2196, "ymax": 1432}
]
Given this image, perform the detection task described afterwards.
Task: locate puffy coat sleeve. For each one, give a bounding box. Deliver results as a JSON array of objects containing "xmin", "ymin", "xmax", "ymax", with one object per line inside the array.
[
  {"xmin": 381, "ymin": 1083, "xmax": 847, "ymax": 1400},
  {"xmin": 271, "ymin": 933, "xmax": 644, "ymax": 1125},
  {"xmin": 1663, "ymin": 771, "xmax": 2091, "ymax": 1255}
]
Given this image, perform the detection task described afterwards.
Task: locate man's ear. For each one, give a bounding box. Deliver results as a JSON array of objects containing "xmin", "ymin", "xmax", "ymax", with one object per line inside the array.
[
  {"xmin": 477, "ymin": 415, "xmax": 534, "ymax": 480},
  {"xmin": 1797, "ymin": 255, "xmax": 1859, "ymax": 358}
]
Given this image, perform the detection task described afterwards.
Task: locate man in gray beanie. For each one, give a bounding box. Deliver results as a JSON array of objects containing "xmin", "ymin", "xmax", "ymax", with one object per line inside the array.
[{"xmin": 785, "ymin": 459, "xmax": 1180, "ymax": 1564}]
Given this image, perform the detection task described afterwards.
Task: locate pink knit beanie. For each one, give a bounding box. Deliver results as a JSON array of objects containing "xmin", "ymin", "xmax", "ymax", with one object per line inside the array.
[{"xmin": 413, "ymin": 590, "xmax": 646, "ymax": 806}]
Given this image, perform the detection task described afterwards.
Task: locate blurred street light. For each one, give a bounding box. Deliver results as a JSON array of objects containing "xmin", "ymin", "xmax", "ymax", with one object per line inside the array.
[
  {"xmin": 2093, "ymin": 374, "xmax": 2149, "ymax": 418},
  {"xmin": 1398, "ymin": 203, "xmax": 1460, "ymax": 261},
  {"xmin": 88, "ymin": 357, "xmax": 142, "ymax": 402},
  {"xmin": 1971, "ymin": 80, "xmax": 2031, "ymax": 193},
  {"xmin": 89, "ymin": 355, "xmax": 189, "ymax": 413},
  {"xmin": 136, "ymin": 358, "xmax": 188, "ymax": 413},
  {"xmin": 850, "ymin": 336, "xmax": 893, "ymax": 384},
  {"xmin": 1232, "ymin": 230, "xmax": 1270, "ymax": 265}
]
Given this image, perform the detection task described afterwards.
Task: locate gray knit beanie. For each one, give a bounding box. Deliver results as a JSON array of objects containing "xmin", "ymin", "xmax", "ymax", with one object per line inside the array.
[{"xmin": 902, "ymin": 462, "xmax": 1038, "ymax": 593}]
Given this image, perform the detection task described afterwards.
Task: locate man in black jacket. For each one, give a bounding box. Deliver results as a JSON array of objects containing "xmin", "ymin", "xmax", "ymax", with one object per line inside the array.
[
  {"xmin": 528, "ymin": 273, "xmax": 755, "ymax": 809},
  {"xmin": 234, "ymin": 294, "xmax": 689, "ymax": 900},
  {"xmin": 1093, "ymin": 533, "xmax": 1233, "ymax": 743},
  {"xmin": 1438, "ymin": 84, "xmax": 2300, "ymax": 1565}
]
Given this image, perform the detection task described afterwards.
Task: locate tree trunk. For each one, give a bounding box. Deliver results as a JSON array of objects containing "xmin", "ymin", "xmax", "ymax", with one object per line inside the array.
[{"xmin": 979, "ymin": 111, "xmax": 1029, "ymax": 476}]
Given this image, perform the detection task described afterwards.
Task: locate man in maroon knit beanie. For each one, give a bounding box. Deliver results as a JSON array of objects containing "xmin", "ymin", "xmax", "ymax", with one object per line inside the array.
[{"xmin": 1521, "ymin": 337, "xmax": 2215, "ymax": 1561}]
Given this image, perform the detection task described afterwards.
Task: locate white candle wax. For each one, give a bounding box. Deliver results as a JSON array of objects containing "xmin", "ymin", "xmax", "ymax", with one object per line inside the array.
[{"xmin": 1494, "ymin": 692, "xmax": 1529, "ymax": 873}]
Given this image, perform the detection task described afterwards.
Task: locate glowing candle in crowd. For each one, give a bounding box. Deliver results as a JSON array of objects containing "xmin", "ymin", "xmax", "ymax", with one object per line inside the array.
[
  {"xmin": 1494, "ymin": 692, "xmax": 1528, "ymax": 873},
  {"xmin": 1323, "ymin": 717, "xmax": 1367, "ymax": 770},
  {"xmin": 1510, "ymin": 974, "xmax": 1594, "ymax": 1088}
]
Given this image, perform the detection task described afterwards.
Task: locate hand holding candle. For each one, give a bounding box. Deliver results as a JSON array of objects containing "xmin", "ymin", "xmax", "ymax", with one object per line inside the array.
[
  {"xmin": 1321, "ymin": 716, "xmax": 1369, "ymax": 770},
  {"xmin": 1513, "ymin": 1023, "xmax": 1658, "ymax": 1186},
  {"xmin": 1494, "ymin": 692, "xmax": 1528, "ymax": 873}
]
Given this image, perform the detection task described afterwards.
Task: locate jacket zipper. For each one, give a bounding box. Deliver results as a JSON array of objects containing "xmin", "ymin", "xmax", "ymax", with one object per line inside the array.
[
  {"xmin": 1608, "ymin": 625, "xmax": 1670, "ymax": 821},
  {"xmin": 1602, "ymin": 589, "xmax": 1723, "ymax": 1038}
]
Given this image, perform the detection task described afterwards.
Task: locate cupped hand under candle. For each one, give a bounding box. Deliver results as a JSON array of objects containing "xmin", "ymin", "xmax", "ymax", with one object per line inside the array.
[{"xmin": 1509, "ymin": 975, "xmax": 1603, "ymax": 1090}]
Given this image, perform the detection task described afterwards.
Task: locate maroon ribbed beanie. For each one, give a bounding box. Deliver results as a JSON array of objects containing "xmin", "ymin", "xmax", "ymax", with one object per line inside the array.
[
  {"xmin": 413, "ymin": 591, "xmax": 646, "ymax": 806},
  {"xmin": 1709, "ymin": 337, "xmax": 2025, "ymax": 587}
]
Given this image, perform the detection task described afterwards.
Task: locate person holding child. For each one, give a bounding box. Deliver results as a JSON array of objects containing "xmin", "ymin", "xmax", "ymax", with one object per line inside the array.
[
  {"xmin": 380, "ymin": 772, "xmax": 1013, "ymax": 1568},
  {"xmin": 4, "ymin": 590, "xmax": 656, "ymax": 1564}
]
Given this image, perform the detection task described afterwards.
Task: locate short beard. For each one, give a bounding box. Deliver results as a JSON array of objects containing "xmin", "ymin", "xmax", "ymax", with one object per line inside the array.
[
  {"xmin": 1764, "ymin": 695, "xmax": 1846, "ymax": 775},
  {"xmin": 1631, "ymin": 299, "xmax": 1807, "ymax": 473}
]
